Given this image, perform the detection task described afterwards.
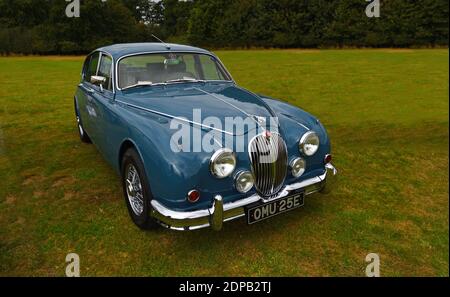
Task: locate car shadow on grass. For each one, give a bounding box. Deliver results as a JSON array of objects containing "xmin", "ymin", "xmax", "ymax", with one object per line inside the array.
[{"xmin": 146, "ymin": 192, "xmax": 328, "ymax": 245}]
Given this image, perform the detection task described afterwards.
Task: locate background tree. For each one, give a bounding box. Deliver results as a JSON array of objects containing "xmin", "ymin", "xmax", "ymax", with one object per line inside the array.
[{"xmin": 0, "ymin": 0, "xmax": 448, "ymax": 55}]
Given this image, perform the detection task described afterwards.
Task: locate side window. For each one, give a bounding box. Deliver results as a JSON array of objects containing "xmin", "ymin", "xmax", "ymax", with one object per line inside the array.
[
  {"xmin": 84, "ymin": 53, "xmax": 100, "ymax": 83},
  {"xmin": 199, "ymin": 55, "xmax": 226, "ymax": 80},
  {"xmin": 82, "ymin": 57, "xmax": 90, "ymax": 81},
  {"xmin": 98, "ymin": 54, "xmax": 113, "ymax": 91}
]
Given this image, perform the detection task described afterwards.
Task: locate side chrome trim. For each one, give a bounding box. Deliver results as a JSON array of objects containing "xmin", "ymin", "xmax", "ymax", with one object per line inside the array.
[{"xmin": 293, "ymin": 121, "xmax": 310, "ymax": 131}]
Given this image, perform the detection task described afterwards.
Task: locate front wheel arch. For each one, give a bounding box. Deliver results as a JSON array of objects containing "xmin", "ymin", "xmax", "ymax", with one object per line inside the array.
[
  {"xmin": 121, "ymin": 146, "xmax": 159, "ymax": 230},
  {"xmin": 118, "ymin": 138, "xmax": 154, "ymax": 186},
  {"xmin": 118, "ymin": 139, "xmax": 136, "ymax": 172}
]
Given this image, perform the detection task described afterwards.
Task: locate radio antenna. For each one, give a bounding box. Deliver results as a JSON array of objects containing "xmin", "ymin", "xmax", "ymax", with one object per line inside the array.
[{"xmin": 151, "ymin": 34, "xmax": 171, "ymax": 50}]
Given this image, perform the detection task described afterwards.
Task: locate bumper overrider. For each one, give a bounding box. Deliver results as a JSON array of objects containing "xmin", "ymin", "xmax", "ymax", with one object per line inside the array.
[{"xmin": 150, "ymin": 163, "xmax": 337, "ymax": 231}]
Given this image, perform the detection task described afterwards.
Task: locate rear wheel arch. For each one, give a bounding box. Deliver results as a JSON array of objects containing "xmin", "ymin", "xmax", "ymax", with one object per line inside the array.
[
  {"xmin": 74, "ymin": 96, "xmax": 80, "ymax": 115},
  {"xmin": 74, "ymin": 96, "xmax": 91, "ymax": 143}
]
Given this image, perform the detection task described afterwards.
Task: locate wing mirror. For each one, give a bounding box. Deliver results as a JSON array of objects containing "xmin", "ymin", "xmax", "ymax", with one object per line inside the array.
[{"xmin": 91, "ymin": 75, "xmax": 106, "ymax": 92}]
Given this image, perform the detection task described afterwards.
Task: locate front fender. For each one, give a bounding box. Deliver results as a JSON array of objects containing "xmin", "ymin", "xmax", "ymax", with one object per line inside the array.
[{"xmin": 118, "ymin": 104, "xmax": 254, "ymax": 212}]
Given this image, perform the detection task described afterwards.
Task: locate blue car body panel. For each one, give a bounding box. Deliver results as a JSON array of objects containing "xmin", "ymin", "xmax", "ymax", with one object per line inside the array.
[{"xmin": 74, "ymin": 43, "xmax": 331, "ymax": 212}]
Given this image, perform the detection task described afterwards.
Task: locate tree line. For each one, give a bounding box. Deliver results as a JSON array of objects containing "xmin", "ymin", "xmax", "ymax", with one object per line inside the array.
[{"xmin": 0, "ymin": 0, "xmax": 448, "ymax": 55}]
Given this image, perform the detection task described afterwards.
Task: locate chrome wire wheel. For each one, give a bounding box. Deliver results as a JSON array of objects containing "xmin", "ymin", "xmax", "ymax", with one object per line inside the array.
[{"xmin": 125, "ymin": 164, "xmax": 144, "ymax": 216}]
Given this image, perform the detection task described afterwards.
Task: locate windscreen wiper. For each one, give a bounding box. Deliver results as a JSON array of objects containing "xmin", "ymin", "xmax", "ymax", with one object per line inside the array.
[
  {"xmin": 121, "ymin": 81, "xmax": 169, "ymax": 90},
  {"xmin": 165, "ymin": 78, "xmax": 206, "ymax": 84}
]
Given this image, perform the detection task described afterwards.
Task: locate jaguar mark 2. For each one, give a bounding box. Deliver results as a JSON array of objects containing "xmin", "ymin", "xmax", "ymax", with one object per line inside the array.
[{"xmin": 74, "ymin": 43, "xmax": 337, "ymax": 231}]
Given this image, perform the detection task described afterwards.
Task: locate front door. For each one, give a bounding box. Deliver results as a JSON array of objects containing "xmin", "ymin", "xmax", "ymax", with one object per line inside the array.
[{"xmin": 88, "ymin": 53, "xmax": 115, "ymax": 157}]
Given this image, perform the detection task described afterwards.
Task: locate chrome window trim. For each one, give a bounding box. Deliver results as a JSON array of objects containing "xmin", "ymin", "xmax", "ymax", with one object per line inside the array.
[
  {"xmin": 82, "ymin": 50, "xmax": 116, "ymax": 95},
  {"xmin": 97, "ymin": 52, "xmax": 115, "ymax": 93},
  {"xmin": 95, "ymin": 52, "xmax": 101, "ymax": 77},
  {"xmin": 81, "ymin": 54, "xmax": 90, "ymax": 80},
  {"xmin": 81, "ymin": 51, "xmax": 100, "ymax": 83},
  {"xmin": 114, "ymin": 51, "xmax": 235, "ymax": 91},
  {"xmin": 98, "ymin": 51, "xmax": 115, "ymax": 94}
]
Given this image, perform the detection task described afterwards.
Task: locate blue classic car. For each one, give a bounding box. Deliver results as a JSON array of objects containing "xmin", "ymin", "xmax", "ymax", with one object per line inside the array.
[{"xmin": 74, "ymin": 43, "xmax": 337, "ymax": 231}]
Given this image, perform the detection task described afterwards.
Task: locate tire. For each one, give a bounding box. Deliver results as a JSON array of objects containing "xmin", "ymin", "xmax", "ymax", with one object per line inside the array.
[
  {"xmin": 121, "ymin": 148, "xmax": 158, "ymax": 230},
  {"xmin": 74, "ymin": 98, "xmax": 91, "ymax": 143}
]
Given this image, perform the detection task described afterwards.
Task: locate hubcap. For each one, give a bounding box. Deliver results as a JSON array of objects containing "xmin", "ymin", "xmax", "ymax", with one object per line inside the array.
[{"xmin": 125, "ymin": 164, "xmax": 144, "ymax": 216}]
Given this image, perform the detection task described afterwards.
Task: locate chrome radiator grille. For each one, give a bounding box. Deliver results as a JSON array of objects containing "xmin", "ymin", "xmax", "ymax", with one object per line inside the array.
[{"xmin": 248, "ymin": 132, "xmax": 288, "ymax": 197}]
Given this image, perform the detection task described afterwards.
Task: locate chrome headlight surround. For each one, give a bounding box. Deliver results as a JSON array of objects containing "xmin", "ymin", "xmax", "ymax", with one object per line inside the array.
[
  {"xmin": 209, "ymin": 148, "xmax": 236, "ymax": 178},
  {"xmin": 290, "ymin": 157, "xmax": 306, "ymax": 178},
  {"xmin": 299, "ymin": 131, "xmax": 320, "ymax": 156},
  {"xmin": 234, "ymin": 171, "xmax": 254, "ymax": 193}
]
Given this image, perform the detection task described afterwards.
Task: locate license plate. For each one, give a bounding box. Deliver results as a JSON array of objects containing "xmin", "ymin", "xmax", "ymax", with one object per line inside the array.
[{"xmin": 246, "ymin": 192, "xmax": 305, "ymax": 224}]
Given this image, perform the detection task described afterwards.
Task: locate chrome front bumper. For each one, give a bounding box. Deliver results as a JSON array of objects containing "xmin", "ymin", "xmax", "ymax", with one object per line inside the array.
[{"xmin": 150, "ymin": 163, "xmax": 337, "ymax": 231}]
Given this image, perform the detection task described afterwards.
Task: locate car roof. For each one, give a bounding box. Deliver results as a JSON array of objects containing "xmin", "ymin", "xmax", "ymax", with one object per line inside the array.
[{"xmin": 96, "ymin": 43, "xmax": 212, "ymax": 60}]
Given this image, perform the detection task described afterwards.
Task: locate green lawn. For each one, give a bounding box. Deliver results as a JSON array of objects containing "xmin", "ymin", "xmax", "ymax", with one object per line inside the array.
[{"xmin": 0, "ymin": 49, "xmax": 448, "ymax": 276}]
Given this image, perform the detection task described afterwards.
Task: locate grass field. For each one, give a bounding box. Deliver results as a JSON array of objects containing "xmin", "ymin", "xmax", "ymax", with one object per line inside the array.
[{"xmin": 0, "ymin": 49, "xmax": 448, "ymax": 276}]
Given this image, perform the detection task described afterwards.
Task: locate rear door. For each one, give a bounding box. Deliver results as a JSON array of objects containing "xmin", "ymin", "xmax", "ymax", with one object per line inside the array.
[{"xmin": 77, "ymin": 52, "xmax": 100, "ymax": 139}]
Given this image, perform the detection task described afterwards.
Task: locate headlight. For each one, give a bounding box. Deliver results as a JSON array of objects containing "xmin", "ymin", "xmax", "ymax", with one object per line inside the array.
[
  {"xmin": 235, "ymin": 171, "xmax": 254, "ymax": 193},
  {"xmin": 209, "ymin": 148, "xmax": 236, "ymax": 178},
  {"xmin": 290, "ymin": 158, "xmax": 306, "ymax": 177},
  {"xmin": 299, "ymin": 131, "xmax": 320, "ymax": 156}
]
